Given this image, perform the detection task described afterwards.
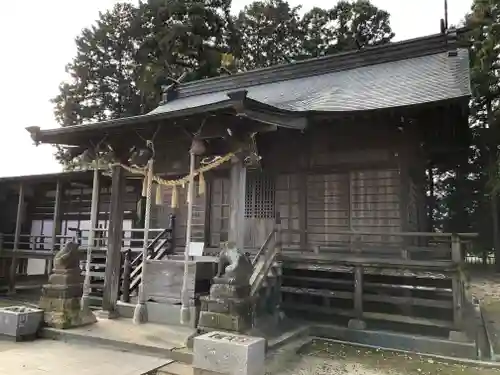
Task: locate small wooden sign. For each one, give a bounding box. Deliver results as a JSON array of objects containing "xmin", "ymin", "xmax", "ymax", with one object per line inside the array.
[{"xmin": 188, "ymin": 241, "xmax": 205, "ymax": 257}]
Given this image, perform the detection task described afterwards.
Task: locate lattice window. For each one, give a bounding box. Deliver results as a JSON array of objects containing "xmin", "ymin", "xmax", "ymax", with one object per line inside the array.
[{"xmin": 245, "ymin": 174, "xmax": 276, "ymax": 219}]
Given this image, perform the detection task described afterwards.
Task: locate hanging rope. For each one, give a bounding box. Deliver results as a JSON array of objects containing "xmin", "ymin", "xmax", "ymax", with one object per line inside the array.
[{"xmin": 114, "ymin": 151, "xmax": 235, "ymax": 188}]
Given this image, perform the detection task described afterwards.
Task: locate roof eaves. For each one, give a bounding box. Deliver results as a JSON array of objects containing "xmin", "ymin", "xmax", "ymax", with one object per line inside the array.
[{"xmin": 27, "ymin": 100, "xmax": 234, "ymax": 145}]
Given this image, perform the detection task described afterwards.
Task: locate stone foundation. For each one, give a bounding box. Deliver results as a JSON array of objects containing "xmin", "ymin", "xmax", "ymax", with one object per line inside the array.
[
  {"xmin": 198, "ymin": 281, "xmax": 255, "ymax": 333},
  {"xmin": 39, "ymin": 247, "xmax": 96, "ymax": 330}
]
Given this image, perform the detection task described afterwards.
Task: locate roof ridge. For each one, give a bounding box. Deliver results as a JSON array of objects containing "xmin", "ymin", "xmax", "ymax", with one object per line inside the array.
[{"xmin": 167, "ymin": 32, "xmax": 458, "ymax": 102}]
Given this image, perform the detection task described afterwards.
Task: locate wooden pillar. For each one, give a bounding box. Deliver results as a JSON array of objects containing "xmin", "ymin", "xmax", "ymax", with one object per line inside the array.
[
  {"xmin": 82, "ymin": 168, "xmax": 101, "ymax": 309},
  {"xmin": 99, "ymin": 166, "xmax": 125, "ymax": 318},
  {"xmin": 48, "ymin": 179, "xmax": 63, "ymax": 274},
  {"xmin": 8, "ymin": 182, "xmax": 25, "ymax": 294},
  {"xmin": 298, "ymin": 161, "xmax": 308, "ymax": 250},
  {"xmin": 228, "ymin": 157, "xmax": 246, "ymax": 250},
  {"xmin": 451, "ymin": 234, "xmax": 464, "ymax": 330}
]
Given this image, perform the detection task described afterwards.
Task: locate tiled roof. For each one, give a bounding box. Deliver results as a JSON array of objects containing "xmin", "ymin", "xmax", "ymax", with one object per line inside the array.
[
  {"xmin": 28, "ymin": 30, "xmax": 471, "ymax": 145},
  {"xmin": 150, "ymin": 48, "xmax": 470, "ymax": 115}
]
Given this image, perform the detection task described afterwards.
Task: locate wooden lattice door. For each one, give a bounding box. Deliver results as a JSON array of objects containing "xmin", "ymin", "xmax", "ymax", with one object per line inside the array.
[{"xmin": 244, "ymin": 173, "xmax": 276, "ymax": 249}]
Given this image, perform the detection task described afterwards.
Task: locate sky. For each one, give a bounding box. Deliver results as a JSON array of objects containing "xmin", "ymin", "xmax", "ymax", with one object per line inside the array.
[{"xmin": 0, "ymin": 0, "xmax": 472, "ymax": 178}]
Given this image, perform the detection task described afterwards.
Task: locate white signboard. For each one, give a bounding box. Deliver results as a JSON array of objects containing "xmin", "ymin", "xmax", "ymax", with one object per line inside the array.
[{"xmin": 188, "ymin": 241, "xmax": 205, "ymax": 257}]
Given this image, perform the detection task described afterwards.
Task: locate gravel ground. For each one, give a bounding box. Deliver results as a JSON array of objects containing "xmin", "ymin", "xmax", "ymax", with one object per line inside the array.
[
  {"xmin": 467, "ymin": 271, "xmax": 500, "ymax": 304},
  {"xmin": 264, "ymin": 339, "xmax": 500, "ymax": 375}
]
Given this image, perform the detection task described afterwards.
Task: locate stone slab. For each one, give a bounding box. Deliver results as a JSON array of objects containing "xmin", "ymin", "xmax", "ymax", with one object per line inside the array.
[
  {"xmin": 193, "ymin": 331, "xmax": 265, "ymax": 375},
  {"xmin": 40, "ymin": 318, "xmax": 196, "ymax": 363},
  {"xmin": 481, "ymin": 302, "xmax": 500, "ymax": 360},
  {"xmin": 0, "ymin": 339, "xmax": 171, "ymax": 375}
]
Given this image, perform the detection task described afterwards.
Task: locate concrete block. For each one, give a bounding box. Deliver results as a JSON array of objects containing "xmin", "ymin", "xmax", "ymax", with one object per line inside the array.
[
  {"xmin": 0, "ymin": 306, "xmax": 43, "ymax": 339},
  {"xmin": 193, "ymin": 331, "xmax": 265, "ymax": 375}
]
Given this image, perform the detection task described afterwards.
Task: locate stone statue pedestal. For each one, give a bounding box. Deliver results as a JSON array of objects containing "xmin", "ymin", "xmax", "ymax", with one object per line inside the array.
[
  {"xmin": 39, "ymin": 242, "xmax": 96, "ymax": 329},
  {"xmin": 198, "ymin": 278, "xmax": 255, "ymax": 333}
]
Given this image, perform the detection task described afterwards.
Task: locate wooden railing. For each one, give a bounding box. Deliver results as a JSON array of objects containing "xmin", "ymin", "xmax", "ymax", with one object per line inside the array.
[
  {"xmin": 0, "ymin": 216, "xmax": 176, "ymax": 299},
  {"xmin": 278, "ymin": 231, "xmax": 478, "ymax": 265},
  {"xmin": 250, "ymin": 213, "xmax": 282, "ymax": 297},
  {"xmin": 121, "ymin": 214, "xmax": 176, "ymax": 302},
  {"xmin": 278, "ymin": 231, "xmax": 478, "ymax": 332}
]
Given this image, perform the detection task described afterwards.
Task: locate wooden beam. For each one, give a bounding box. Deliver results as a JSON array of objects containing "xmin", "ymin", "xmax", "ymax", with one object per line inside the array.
[
  {"xmin": 8, "ymin": 182, "xmax": 25, "ymax": 294},
  {"xmin": 48, "ymin": 179, "xmax": 63, "ymax": 274},
  {"xmin": 228, "ymin": 157, "xmax": 246, "ymax": 250},
  {"xmin": 100, "ymin": 165, "xmax": 126, "ymax": 317}
]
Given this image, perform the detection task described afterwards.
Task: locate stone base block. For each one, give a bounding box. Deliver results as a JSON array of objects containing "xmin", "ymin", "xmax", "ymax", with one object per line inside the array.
[
  {"xmin": 42, "ymin": 284, "xmax": 84, "ymax": 300},
  {"xmin": 40, "ymin": 296, "xmax": 96, "ymax": 329},
  {"xmin": 348, "ymin": 319, "xmax": 367, "ymax": 330},
  {"xmin": 146, "ymin": 302, "xmax": 198, "ymax": 327},
  {"xmin": 39, "ymin": 295, "xmax": 80, "ymax": 312},
  {"xmin": 198, "ymin": 311, "xmax": 252, "ymax": 333},
  {"xmin": 449, "ymin": 330, "xmax": 469, "ymax": 343},
  {"xmin": 94, "ymin": 309, "xmax": 119, "ymax": 320},
  {"xmin": 200, "ymin": 296, "xmax": 254, "ymax": 316},
  {"xmin": 48, "ymin": 271, "xmax": 84, "ymax": 287},
  {"xmin": 193, "ymin": 331, "xmax": 265, "ymax": 375},
  {"xmin": 209, "ymin": 283, "xmax": 250, "ymax": 299}
]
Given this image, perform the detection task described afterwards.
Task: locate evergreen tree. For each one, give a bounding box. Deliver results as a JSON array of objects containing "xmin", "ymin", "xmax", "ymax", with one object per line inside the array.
[
  {"xmin": 301, "ymin": 1, "xmax": 394, "ymax": 58},
  {"xmin": 235, "ymin": 0, "xmax": 304, "ymax": 69},
  {"xmin": 53, "ymin": 3, "xmax": 144, "ymax": 127},
  {"xmin": 467, "ymin": 0, "xmax": 500, "ymax": 266}
]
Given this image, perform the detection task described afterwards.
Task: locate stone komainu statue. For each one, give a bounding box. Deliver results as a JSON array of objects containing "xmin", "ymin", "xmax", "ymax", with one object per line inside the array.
[
  {"xmin": 53, "ymin": 240, "xmax": 80, "ymax": 270},
  {"xmin": 216, "ymin": 242, "xmax": 253, "ymax": 286}
]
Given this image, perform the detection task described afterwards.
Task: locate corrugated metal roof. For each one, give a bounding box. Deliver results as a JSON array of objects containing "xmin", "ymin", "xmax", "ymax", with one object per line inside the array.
[{"xmin": 150, "ymin": 49, "xmax": 470, "ymax": 115}]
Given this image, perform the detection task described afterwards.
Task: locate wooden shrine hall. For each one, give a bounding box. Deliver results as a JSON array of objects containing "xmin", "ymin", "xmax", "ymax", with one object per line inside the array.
[{"xmin": 15, "ymin": 29, "xmax": 477, "ymax": 345}]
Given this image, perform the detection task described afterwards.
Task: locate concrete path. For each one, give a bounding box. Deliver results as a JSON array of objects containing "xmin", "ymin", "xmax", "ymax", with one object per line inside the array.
[{"xmin": 0, "ymin": 339, "xmax": 171, "ymax": 375}]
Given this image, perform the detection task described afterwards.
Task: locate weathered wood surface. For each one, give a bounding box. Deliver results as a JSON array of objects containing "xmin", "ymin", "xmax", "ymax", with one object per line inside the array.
[
  {"xmin": 102, "ymin": 166, "xmax": 126, "ymax": 313},
  {"xmin": 143, "ymin": 259, "xmax": 217, "ymax": 304}
]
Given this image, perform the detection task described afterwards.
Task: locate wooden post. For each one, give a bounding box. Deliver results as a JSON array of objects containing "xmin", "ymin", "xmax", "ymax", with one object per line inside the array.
[
  {"xmin": 168, "ymin": 213, "xmax": 176, "ymax": 253},
  {"xmin": 228, "ymin": 156, "xmax": 246, "ymax": 251},
  {"xmin": 354, "ymin": 266, "xmax": 363, "ymax": 319},
  {"xmin": 82, "ymin": 168, "xmax": 100, "ymax": 310},
  {"xmin": 451, "ymin": 233, "xmax": 464, "ymax": 330},
  {"xmin": 121, "ymin": 249, "xmax": 132, "ymax": 303},
  {"xmin": 8, "ymin": 182, "xmax": 25, "ymax": 294},
  {"xmin": 299, "ymin": 144, "xmax": 309, "ymax": 250},
  {"xmin": 48, "ymin": 179, "xmax": 63, "ymax": 275},
  {"xmin": 99, "ymin": 165, "xmax": 125, "ymax": 318},
  {"xmin": 134, "ymin": 159, "xmax": 154, "ymax": 324},
  {"xmin": 180, "ymin": 151, "xmax": 196, "ymax": 325}
]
